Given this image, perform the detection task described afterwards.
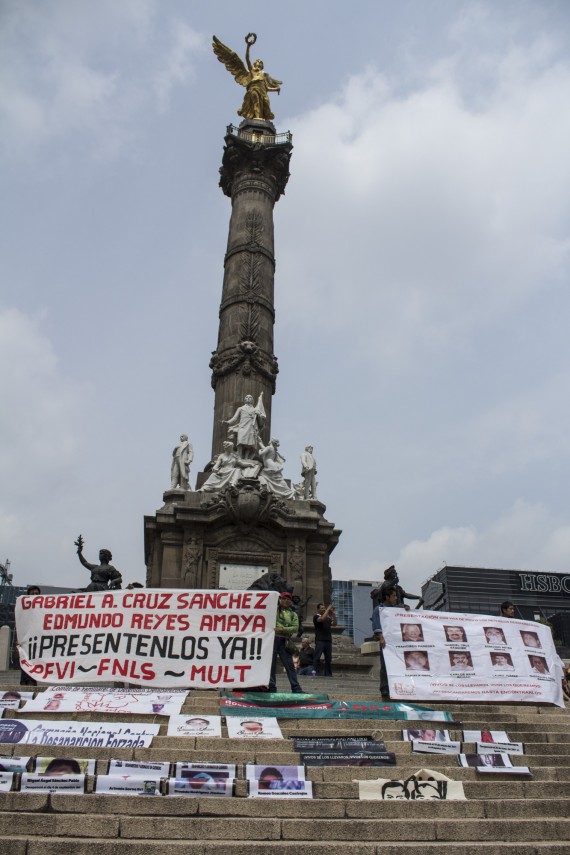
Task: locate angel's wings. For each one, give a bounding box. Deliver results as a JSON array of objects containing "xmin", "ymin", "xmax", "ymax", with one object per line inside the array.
[{"xmin": 212, "ymin": 36, "xmax": 250, "ymax": 87}]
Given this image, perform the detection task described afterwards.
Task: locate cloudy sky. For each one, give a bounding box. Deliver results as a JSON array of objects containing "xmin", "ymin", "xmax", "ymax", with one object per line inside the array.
[{"xmin": 2, "ymin": 0, "xmax": 570, "ymax": 595}]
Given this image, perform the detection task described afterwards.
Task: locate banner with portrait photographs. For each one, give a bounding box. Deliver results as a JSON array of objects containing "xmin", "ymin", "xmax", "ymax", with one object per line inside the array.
[
  {"xmin": 226, "ymin": 717, "xmax": 283, "ymax": 739},
  {"xmin": 245, "ymin": 766, "xmax": 312, "ymax": 798},
  {"xmin": 382, "ymin": 609, "xmax": 564, "ymax": 706},
  {"xmin": 24, "ymin": 689, "xmax": 186, "ymax": 716},
  {"xmin": 458, "ymin": 754, "xmax": 531, "ymax": 775}
]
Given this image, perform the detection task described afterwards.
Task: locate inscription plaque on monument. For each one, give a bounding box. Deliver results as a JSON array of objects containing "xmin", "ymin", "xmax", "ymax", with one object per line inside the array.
[{"xmin": 219, "ymin": 564, "xmax": 268, "ymax": 590}]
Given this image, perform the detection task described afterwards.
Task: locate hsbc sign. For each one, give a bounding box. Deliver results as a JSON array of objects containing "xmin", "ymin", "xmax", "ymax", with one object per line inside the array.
[{"xmin": 518, "ymin": 573, "xmax": 570, "ymax": 595}]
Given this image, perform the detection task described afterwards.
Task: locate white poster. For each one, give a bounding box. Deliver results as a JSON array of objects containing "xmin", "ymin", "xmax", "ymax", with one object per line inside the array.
[
  {"xmin": 245, "ymin": 765, "xmax": 306, "ymax": 782},
  {"xmin": 226, "ymin": 717, "xmax": 283, "ymax": 739},
  {"xmin": 20, "ymin": 774, "xmax": 85, "ymax": 793},
  {"xmin": 0, "ymin": 691, "xmax": 34, "ymax": 710},
  {"xmin": 382, "ymin": 609, "xmax": 564, "ymax": 706},
  {"xmin": 0, "ymin": 773, "xmax": 13, "ymax": 792},
  {"xmin": 402, "ymin": 729, "xmax": 451, "ymax": 742},
  {"xmin": 458, "ymin": 753, "xmax": 531, "ymax": 773},
  {"xmin": 36, "ymin": 757, "xmax": 95, "ymax": 775},
  {"xmin": 24, "ymin": 689, "xmax": 186, "ymax": 716},
  {"xmin": 462, "ymin": 730, "xmax": 510, "ymax": 743},
  {"xmin": 166, "ymin": 715, "xmax": 222, "ymax": 737},
  {"xmin": 108, "ymin": 759, "xmax": 171, "ymax": 777},
  {"xmin": 477, "ymin": 741, "xmax": 524, "ymax": 755},
  {"xmin": 95, "ymin": 775, "xmax": 162, "ymax": 795},
  {"xmin": 248, "ymin": 779, "xmax": 313, "ymax": 798},
  {"xmin": 411, "ymin": 741, "xmax": 461, "ymax": 754},
  {"xmin": 175, "ymin": 762, "xmax": 235, "ymax": 779},
  {"xmin": 167, "ymin": 777, "xmax": 234, "ymax": 797},
  {"xmin": 16, "ymin": 589, "xmax": 278, "ymax": 689},
  {"xmin": 0, "ymin": 719, "xmax": 159, "ymax": 747},
  {"xmin": 0, "ymin": 756, "xmax": 30, "ymax": 773}
]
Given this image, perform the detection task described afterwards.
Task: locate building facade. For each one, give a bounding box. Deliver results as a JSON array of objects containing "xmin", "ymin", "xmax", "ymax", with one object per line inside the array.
[{"xmin": 332, "ymin": 579, "xmax": 376, "ymax": 646}]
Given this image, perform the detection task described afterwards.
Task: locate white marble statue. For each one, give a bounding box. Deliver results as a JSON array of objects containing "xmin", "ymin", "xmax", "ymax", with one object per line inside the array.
[
  {"xmin": 171, "ymin": 434, "xmax": 193, "ymax": 490},
  {"xmin": 199, "ymin": 441, "xmax": 241, "ymax": 492},
  {"xmin": 300, "ymin": 445, "xmax": 317, "ymax": 499},
  {"xmin": 222, "ymin": 393, "xmax": 265, "ymax": 459},
  {"xmin": 258, "ymin": 437, "xmax": 295, "ymax": 499}
]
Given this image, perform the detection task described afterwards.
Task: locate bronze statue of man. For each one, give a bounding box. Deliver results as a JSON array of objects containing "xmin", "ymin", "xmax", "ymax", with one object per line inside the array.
[
  {"xmin": 74, "ymin": 535, "xmax": 122, "ymax": 592},
  {"xmin": 213, "ymin": 33, "xmax": 282, "ymax": 121}
]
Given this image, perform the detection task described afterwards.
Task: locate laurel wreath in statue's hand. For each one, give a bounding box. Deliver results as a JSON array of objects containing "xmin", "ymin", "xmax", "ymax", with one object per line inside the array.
[{"xmin": 245, "ymin": 32, "xmax": 257, "ymax": 46}]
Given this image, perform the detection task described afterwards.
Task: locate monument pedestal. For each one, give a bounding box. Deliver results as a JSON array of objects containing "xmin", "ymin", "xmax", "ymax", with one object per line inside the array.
[{"xmin": 144, "ymin": 482, "xmax": 340, "ymax": 607}]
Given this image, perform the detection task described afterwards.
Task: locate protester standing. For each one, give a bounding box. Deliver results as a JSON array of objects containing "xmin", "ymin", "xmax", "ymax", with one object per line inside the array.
[
  {"xmin": 313, "ymin": 602, "xmax": 337, "ymax": 677},
  {"xmin": 372, "ymin": 586, "xmax": 398, "ymax": 700},
  {"xmin": 268, "ymin": 591, "xmax": 303, "ymax": 693}
]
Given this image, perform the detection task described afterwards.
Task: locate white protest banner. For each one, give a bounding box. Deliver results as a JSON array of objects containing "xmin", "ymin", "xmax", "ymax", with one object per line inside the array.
[
  {"xmin": 95, "ymin": 775, "xmax": 162, "ymax": 795},
  {"xmin": 16, "ymin": 589, "xmax": 278, "ymax": 688},
  {"xmin": 226, "ymin": 717, "xmax": 283, "ymax": 739},
  {"xmin": 167, "ymin": 715, "xmax": 222, "ymax": 737},
  {"xmin": 108, "ymin": 759, "xmax": 171, "ymax": 778},
  {"xmin": 382, "ymin": 609, "xmax": 564, "ymax": 706},
  {"xmin": 167, "ymin": 777, "xmax": 234, "ymax": 797},
  {"xmin": 0, "ymin": 773, "xmax": 14, "ymax": 792},
  {"xmin": 20, "ymin": 774, "xmax": 86, "ymax": 793},
  {"xmin": 24, "ymin": 689, "xmax": 186, "ymax": 716},
  {"xmin": 0, "ymin": 720, "xmax": 159, "ymax": 748},
  {"xmin": 248, "ymin": 779, "xmax": 313, "ymax": 798}
]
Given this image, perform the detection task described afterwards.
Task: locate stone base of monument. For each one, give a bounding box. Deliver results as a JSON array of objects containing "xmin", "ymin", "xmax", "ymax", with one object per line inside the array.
[{"xmin": 144, "ymin": 480, "xmax": 340, "ymax": 609}]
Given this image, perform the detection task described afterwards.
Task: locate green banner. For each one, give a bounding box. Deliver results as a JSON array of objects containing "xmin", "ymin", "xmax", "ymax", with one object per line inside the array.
[
  {"xmin": 219, "ymin": 692, "xmax": 330, "ymax": 704},
  {"xmin": 221, "ymin": 698, "xmax": 453, "ymax": 720}
]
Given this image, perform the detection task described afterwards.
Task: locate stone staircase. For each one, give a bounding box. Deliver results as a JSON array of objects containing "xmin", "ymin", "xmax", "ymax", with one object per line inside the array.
[{"xmin": 1, "ymin": 672, "xmax": 569, "ymax": 854}]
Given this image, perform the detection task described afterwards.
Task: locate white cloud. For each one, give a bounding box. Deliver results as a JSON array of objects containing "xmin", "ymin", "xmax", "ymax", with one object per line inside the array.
[
  {"xmin": 0, "ymin": 309, "xmax": 83, "ymax": 495},
  {"xmin": 153, "ymin": 21, "xmax": 205, "ymax": 109},
  {"xmin": 0, "ymin": 2, "xmax": 205, "ymax": 159},
  {"xmin": 279, "ymin": 42, "xmax": 570, "ymax": 366},
  {"xmin": 396, "ymin": 500, "xmax": 570, "ymax": 591}
]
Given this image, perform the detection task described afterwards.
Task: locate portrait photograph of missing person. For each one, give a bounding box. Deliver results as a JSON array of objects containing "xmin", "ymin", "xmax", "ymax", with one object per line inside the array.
[
  {"xmin": 403, "ymin": 650, "xmax": 430, "ymax": 671},
  {"xmin": 528, "ymin": 655, "xmax": 549, "ymax": 674},
  {"xmin": 490, "ymin": 652, "xmax": 514, "ymax": 669},
  {"xmin": 459, "ymin": 753, "xmax": 508, "ymax": 768},
  {"xmin": 400, "ymin": 623, "xmax": 424, "ymax": 642},
  {"xmin": 483, "ymin": 627, "xmax": 507, "ymax": 645},
  {"xmin": 443, "ymin": 625, "xmax": 467, "ymax": 643},
  {"xmin": 448, "ymin": 651, "xmax": 474, "ymax": 671},
  {"xmin": 402, "ymin": 729, "xmax": 450, "ymax": 742},
  {"xmin": 520, "ymin": 631, "xmax": 542, "ymax": 649}
]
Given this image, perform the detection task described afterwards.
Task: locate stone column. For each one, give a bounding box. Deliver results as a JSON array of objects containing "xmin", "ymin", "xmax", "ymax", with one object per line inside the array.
[{"xmin": 209, "ymin": 120, "xmax": 292, "ymax": 458}]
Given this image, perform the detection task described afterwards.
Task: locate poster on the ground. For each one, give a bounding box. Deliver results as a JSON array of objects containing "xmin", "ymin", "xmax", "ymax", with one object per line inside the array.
[
  {"xmin": 35, "ymin": 757, "xmax": 95, "ymax": 775},
  {"xmin": 24, "ymin": 689, "xmax": 186, "ymax": 716},
  {"xmin": 20, "ymin": 774, "xmax": 86, "ymax": 793},
  {"xmin": 167, "ymin": 777, "xmax": 234, "ymax": 796},
  {"xmin": 166, "ymin": 715, "xmax": 222, "ymax": 737},
  {"xmin": 15, "ymin": 589, "xmax": 278, "ymax": 688},
  {"xmin": 381, "ymin": 609, "xmax": 564, "ymax": 706},
  {"xmin": 108, "ymin": 759, "xmax": 171, "ymax": 777},
  {"xmin": 0, "ymin": 773, "xmax": 14, "ymax": 791},
  {"xmin": 248, "ymin": 779, "xmax": 313, "ymax": 798},
  {"xmin": 226, "ymin": 716, "xmax": 283, "ymax": 739},
  {"xmin": 95, "ymin": 775, "xmax": 162, "ymax": 795}
]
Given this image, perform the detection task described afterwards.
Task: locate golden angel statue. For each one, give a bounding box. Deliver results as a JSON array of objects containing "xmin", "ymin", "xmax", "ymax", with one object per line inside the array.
[{"xmin": 212, "ymin": 33, "xmax": 282, "ymax": 122}]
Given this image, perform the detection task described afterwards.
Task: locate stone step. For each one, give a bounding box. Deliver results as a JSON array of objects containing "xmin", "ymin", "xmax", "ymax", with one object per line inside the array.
[
  {"xmin": 0, "ymin": 792, "xmax": 566, "ymax": 818},
  {"xmin": 2, "ymin": 814, "xmax": 570, "ymax": 842},
  {"xmin": 3, "ymin": 840, "xmax": 570, "ymax": 855}
]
